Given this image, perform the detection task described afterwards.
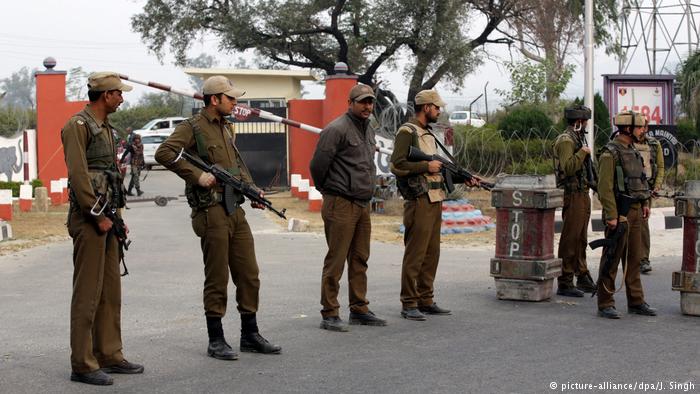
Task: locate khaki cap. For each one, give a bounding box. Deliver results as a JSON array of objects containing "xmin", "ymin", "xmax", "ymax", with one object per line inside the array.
[
  {"xmin": 415, "ymin": 90, "xmax": 446, "ymax": 107},
  {"xmin": 87, "ymin": 72, "xmax": 133, "ymax": 92},
  {"xmin": 202, "ymin": 76, "xmax": 245, "ymax": 98},
  {"xmin": 349, "ymin": 84, "xmax": 375, "ymax": 101},
  {"xmin": 614, "ymin": 111, "xmax": 646, "ymax": 127}
]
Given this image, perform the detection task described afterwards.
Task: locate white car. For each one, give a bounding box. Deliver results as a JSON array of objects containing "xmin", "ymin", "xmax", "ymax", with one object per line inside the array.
[
  {"xmin": 448, "ymin": 111, "xmax": 486, "ymax": 127},
  {"xmin": 135, "ymin": 116, "xmax": 186, "ymax": 136},
  {"xmin": 141, "ymin": 133, "xmax": 170, "ymax": 169}
]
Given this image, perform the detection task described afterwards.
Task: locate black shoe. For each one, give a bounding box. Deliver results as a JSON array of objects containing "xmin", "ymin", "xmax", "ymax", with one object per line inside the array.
[
  {"xmin": 207, "ymin": 338, "xmax": 239, "ymax": 360},
  {"xmin": 418, "ymin": 303, "xmax": 452, "ymax": 315},
  {"xmin": 101, "ymin": 359, "xmax": 144, "ymax": 374},
  {"xmin": 349, "ymin": 310, "xmax": 387, "ymax": 326},
  {"xmin": 126, "ymin": 191, "xmax": 134, "ymax": 196},
  {"xmin": 137, "ymin": 190, "xmax": 144, "ymax": 196},
  {"xmin": 70, "ymin": 370, "xmax": 114, "ymax": 386},
  {"xmin": 400, "ymin": 308, "xmax": 427, "ymax": 321},
  {"xmin": 240, "ymin": 332, "xmax": 282, "ymax": 354},
  {"xmin": 598, "ymin": 306, "xmax": 621, "ymax": 319},
  {"xmin": 320, "ymin": 316, "xmax": 349, "ymax": 332},
  {"xmin": 557, "ymin": 287, "xmax": 585, "ymax": 297},
  {"xmin": 576, "ymin": 274, "xmax": 597, "ymax": 293},
  {"xmin": 628, "ymin": 303, "xmax": 657, "ymax": 316},
  {"xmin": 640, "ymin": 260, "xmax": 652, "ymax": 274}
]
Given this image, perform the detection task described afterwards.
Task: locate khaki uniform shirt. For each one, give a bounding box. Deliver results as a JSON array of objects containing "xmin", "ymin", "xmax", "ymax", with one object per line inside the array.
[
  {"xmin": 61, "ymin": 105, "xmax": 117, "ymax": 221},
  {"xmin": 634, "ymin": 138, "xmax": 665, "ymax": 191},
  {"xmin": 553, "ymin": 127, "xmax": 590, "ymax": 192},
  {"xmin": 598, "ymin": 136, "xmax": 649, "ymax": 221},
  {"xmin": 391, "ymin": 118, "xmax": 445, "ymax": 202},
  {"xmin": 155, "ymin": 110, "xmax": 253, "ymax": 186}
]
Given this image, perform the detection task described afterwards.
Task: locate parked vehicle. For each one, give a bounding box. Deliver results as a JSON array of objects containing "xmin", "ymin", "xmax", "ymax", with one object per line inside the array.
[
  {"xmin": 135, "ymin": 116, "xmax": 186, "ymax": 136},
  {"xmin": 448, "ymin": 111, "xmax": 485, "ymax": 128},
  {"xmin": 141, "ymin": 133, "xmax": 170, "ymax": 170}
]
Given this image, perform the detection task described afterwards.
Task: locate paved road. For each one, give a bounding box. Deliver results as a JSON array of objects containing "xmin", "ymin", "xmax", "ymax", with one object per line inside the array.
[{"xmin": 0, "ymin": 170, "xmax": 698, "ymax": 393}]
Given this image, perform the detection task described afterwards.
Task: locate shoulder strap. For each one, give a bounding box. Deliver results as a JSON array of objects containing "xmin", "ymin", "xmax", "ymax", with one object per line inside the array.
[
  {"xmin": 185, "ymin": 117, "xmax": 209, "ymax": 161},
  {"xmin": 74, "ymin": 113, "xmax": 102, "ymax": 137}
]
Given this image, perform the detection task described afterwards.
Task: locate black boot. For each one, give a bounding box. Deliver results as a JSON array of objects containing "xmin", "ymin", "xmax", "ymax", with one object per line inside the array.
[
  {"xmin": 240, "ymin": 314, "xmax": 281, "ymax": 354},
  {"xmin": 136, "ymin": 189, "xmax": 144, "ymax": 196},
  {"xmin": 126, "ymin": 187, "xmax": 134, "ymax": 196},
  {"xmin": 206, "ymin": 316, "xmax": 238, "ymax": 360},
  {"xmin": 576, "ymin": 273, "xmax": 596, "ymax": 293}
]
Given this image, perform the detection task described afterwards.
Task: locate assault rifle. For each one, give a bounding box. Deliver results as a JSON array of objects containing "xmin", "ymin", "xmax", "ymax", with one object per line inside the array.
[
  {"xmin": 91, "ymin": 194, "xmax": 131, "ymax": 276},
  {"xmin": 582, "ymin": 138, "xmax": 598, "ymax": 192},
  {"xmin": 588, "ymin": 194, "xmax": 637, "ymax": 297},
  {"xmin": 174, "ymin": 148, "xmax": 287, "ymax": 219},
  {"xmin": 407, "ymin": 146, "xmax": 494, "ymax": 192}
]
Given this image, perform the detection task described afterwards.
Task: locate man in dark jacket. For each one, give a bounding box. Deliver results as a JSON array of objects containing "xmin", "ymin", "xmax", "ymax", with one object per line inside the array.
[{"xmin": 310, "ymin": 84, "xmax": 387, "ymax": 332}]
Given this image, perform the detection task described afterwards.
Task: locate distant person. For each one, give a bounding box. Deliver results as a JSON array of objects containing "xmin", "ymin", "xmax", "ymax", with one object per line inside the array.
[
  {"xmin": 552, "ymin": 105, "xmax": 597, "ymax": 297},
  {"xmin": 310, "ymin": 84, "xmax": 387, "ymax": 332},
  {"xmin": 155, "ymin": 75, "xmax": 281, "ymax": 360},
  {"xmin": 595, "ymin": 111, "xmax": 656, "ymax": 319},
  {"xmin": 390, "ymin": 90, "xmax": 477, "ymax": 321},
  {"xmin": 633, "ymin": 119, "xmax": 664, "ymax": 274},
  {"xmin": 61, "ymin": 72, "xmax": 144, "ymax": 386},
  {"xmin": 125, "ymin": 126, "xmax": 135, "ymax": 144},
  {"xmin": 120, "ymin": 134, "xmax": 145, "ymax": 196}
]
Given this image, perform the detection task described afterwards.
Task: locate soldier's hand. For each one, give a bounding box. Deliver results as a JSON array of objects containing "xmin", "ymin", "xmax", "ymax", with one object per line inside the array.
[
  {"xmin": 465, "ymin": 177, "xmax": 480, "ymax": 187},
  {"xmin": 606, "ymin": 218, "xmax": 618, "ymax": 230},
  {"xmin": 428, "ymin": 160, "xmax": 442, "ymax": 174},
  {"xmin": 643, "ymin": 206, "xmax": 650, "ymax": 218},
  {"xmin": 251, "ymin": 190, "xmax": 265, "ymax": 210},
  {"xmin": 97, "ymin": 217, "xmax": 113, "ymax": 234},
  {"xmin": 581, "ymin": 147, "xmax": 591, "ymax": 155},
  {"xmin": 198, "ymin": 172, "xmax": 216, "ymax": 188}
]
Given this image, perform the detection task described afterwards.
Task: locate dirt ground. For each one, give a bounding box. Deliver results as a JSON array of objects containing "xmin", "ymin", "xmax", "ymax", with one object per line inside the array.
[
  {"xmin": 265, "ymin": 190, "xmax": 497, "ymax": 249},
  {"xmin": 0, "ymin": 205, "xmax": 70, "ymax": 256}
]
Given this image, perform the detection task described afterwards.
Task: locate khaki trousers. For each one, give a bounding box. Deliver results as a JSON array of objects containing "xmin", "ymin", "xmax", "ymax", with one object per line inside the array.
[
  {"xmin": 400, "ymin": 195, "xmax": 442, "ymax": 309},
  {"xmin": 597, "ymin": 205, "xmax": 646, "ymax": 309},
  {"xmin": 320, "ymin": 195, "xmax": 371, "ymax": 318},
  {"xmin": 68, "ymin": 208, "xmax": 124, "ymax": 373},
  {"xmin": 191, "ymin": 204, "xmax": 260, "ymax": 317},
  {"xmin": 557, "ymin": 191, "xmax": 591, "ymax": 288}
]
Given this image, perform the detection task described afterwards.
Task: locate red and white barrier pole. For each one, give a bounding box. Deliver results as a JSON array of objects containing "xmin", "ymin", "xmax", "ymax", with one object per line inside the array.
[
  {"xmin": 308, "ymin": 186, "xmax": 323, "ymax": 212},
  {"xmin": 19, "ymin": 184, "xmax": 32, "ymax": 212},
  {"xmin": 50, "ymin": 180, "xmax": 62, "ymax": 206},
  {"xmin": 0, "ymin": 190, "xmax": 12, "ymax": 220},
  {"xmin": 23, "ymin": 130, "xmax": 29, "ymax": 183}
]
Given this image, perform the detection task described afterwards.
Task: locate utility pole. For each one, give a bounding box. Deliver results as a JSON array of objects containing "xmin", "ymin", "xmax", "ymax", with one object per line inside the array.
[{"xmin": 585, "ymin": 0, "xmax": 595, "ymax": 154}]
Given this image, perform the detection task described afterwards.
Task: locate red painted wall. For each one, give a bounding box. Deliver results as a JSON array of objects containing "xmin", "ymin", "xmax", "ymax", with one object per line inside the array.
[
  {"xmin": 35, "ymin": 71, "xmax": 86, "ymax": 187},
  {"xmin": 288, "ymin": 99, "xmax": 323, "ymax": 180},
  {"xmin": 287, "ymin": 75, "xmax": 358, "ymax": 185}
]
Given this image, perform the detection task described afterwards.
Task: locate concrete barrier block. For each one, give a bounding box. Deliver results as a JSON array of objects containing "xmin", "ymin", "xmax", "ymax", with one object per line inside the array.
[{"xmin": 287, "ymin": 218, "xmax": 310, "ymax": 232}]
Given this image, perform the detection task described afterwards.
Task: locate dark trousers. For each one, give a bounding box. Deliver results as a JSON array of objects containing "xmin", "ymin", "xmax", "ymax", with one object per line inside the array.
[
  {"xmin": 557, "ymin": 191, "xmax": 591, "ymax": 288},
  {"xmin": 597, "ymin": 205, "xmax": 646, "ymax": 309},
  {"xmin": 191, "ymin": 204, "xmax": 260, "ymax": 317},
  {"xmin": 127, "ymin": 165, "xmax": 142, "ymax": 193},
  {"xmin": 320, "ymin": 195, "xmax": 371, "ymax": 318},
  {"xmin": 400, "ymin": 195, "xmax": 442, "ymax": 309},
  {"xmin": 68, "ymin": 208, "xmax": 124, "ymax": 373}
]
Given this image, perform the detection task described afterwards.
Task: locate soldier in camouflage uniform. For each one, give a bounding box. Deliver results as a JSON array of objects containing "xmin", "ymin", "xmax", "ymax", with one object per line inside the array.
[
  {"xmin": 595, "ymin": 111, "xmax": 657, "ymax": 319},
  {"xmin": 155, "ymin": 75, "xmax": 281, "ymax": 360},
  {"xmin": 62, "ymin": 72, "xmax": 144, "ymax": 386},
  {"xmin": 552, "ymin": 105, "xmax": 597, "ymax": 297},
  {"xmin": 634, "ymin": 119, "xmax": 665, "ymax": 274}
]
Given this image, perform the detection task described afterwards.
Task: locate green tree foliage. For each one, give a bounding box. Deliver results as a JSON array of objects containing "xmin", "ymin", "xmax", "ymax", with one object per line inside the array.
[
  {"xmin": 497, "ymin": 60, "xmax": 574, "ymax": 106},
  {"xmin": 132, "ymin": 0, "xmax": 521, "ymax": 104},
  {"xmin": 503, "ymin": 0, "xmax": 619, "ymax": 104},
  {"xmin": 497, "ymin": 104, "xmax": 554, "ymax": 139},
  {"xmin": 0, "ymin": 107, "xmax": 36, "ymax": 137},
  {"xmin": 678, "ymin": 50, "xmax": 700, "ymax": 123},
  {"xmin": 0, "ymin": 67, "xmax": 35, "ymax": 109}
]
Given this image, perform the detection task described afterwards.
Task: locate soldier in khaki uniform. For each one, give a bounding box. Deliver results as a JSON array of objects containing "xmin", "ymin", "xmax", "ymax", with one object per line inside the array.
[
  {"xmin": 310, "ymin": 84, "xmax": 387, "ymax": 332},
  {"xmin": 391, "ymin": 90, "xmax": 477, "ymax": 321},
  {"xmin": 155, "ymin": 76, "xmax": 280, "ymax": 359},
  {"xmin": 596, "ymin": 111, "xmax": 657, "ymax": 319},
  {"xmin": 62, "ymin": 72, "xmax": 144, "ymax": 386},
  {"xmin": 552, "ymin": 105, "xmax": 597, "ymax": 297},
  {"xmin": 634, "ymin": 119, "xmax": 665, "ymax": 274}
]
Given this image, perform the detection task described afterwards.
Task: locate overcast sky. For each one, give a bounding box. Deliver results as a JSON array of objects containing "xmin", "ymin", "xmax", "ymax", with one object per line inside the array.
[{"xmin": 1, "ymin": 0, "xmax": 689, "ymax": 113}]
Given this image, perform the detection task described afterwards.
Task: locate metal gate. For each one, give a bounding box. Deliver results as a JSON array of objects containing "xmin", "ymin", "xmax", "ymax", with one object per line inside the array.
[{"xmin": 229, "ymin": 106, "xmax": 288, "ymax": 189}]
